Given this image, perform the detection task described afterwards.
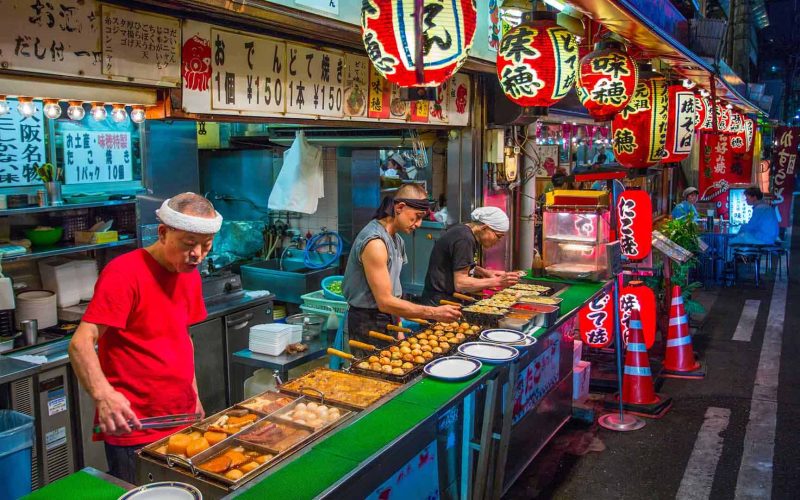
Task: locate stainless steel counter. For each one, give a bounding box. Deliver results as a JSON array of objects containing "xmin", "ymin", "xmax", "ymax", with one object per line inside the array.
[{"xmin": 0, "ymin": 355, "xmax": 40, "ymax": 384}]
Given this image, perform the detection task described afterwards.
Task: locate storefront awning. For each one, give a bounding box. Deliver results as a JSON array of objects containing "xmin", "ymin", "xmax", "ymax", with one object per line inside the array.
[{"xmin": 566, "ymin": 0, "xmax": 767, "ymax": 116}]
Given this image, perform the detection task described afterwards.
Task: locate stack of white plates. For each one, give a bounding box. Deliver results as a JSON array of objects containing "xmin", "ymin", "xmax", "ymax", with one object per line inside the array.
[
  {"xmin": 249, "ymin": 323, "xmax": 294, "ymax": 356},
  {"xmin": 16, "ymin": 290, "xmax": 58, "ymax": 329}
]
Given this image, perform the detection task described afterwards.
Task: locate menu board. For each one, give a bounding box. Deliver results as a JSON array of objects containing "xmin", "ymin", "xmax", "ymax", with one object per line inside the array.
[
  {"xmin": 101, "ymin": 5, "xmax": 181, "ymax": 85},
  {"xmin": 210, "ymin": 29, "xmax": 286, "ymax": 114},
  {"xmin": 181, "ymin": 20, "xmax": 471, "ymax": 125},
  {"xmin": 0, "ymin": 0, "xmax": 102, "ymax": 79},
  {"xmin": 0, "ymin": 99, "xmax": 46, "ymax": 187},
  {"xmin": 63, "ymin": 131, "xmax": 133, "ymax": 184},
  {"xmin": 285, "ymin": 43, "xmax": 345, "ymax": 118}
]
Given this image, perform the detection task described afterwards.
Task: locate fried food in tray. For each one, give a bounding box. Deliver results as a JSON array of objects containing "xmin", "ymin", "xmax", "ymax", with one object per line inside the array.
[
  {"xmin": 149, "ymin": 429, "xmax": 212, "ymax": 459},
  {"xmin": 463, "ymin": 304, "xmax": 509, "ymax": 315},
  {"xmin": 197, "ymin": 408, "xmax": 262, "ymax": 435},
  {"xmin": 510, "ymin": 283, "xmax": 553, "ymax": 294},
  {"xmin": 280, "ymin": 369, "xmax": 400, "ymax": 409},
  {"xmin": 239, "ymin": 421, "xmax": 313, "ymax": 452},
  {"xmin": 197, "ymin": 443, "xmax": 276, "ymax": 483},
  {"xmin": 516, "ymin": 295, "xmax": 562, "ymax": 306},
  {"xmin": 240, "ymin": 392, "xmax": 296, "ymax": 414}
]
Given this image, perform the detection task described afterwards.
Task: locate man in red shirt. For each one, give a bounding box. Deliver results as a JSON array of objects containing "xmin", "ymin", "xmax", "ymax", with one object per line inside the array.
[{"xmin": 69, "ymin": 192, "xmax": 223, "ymax": 484}]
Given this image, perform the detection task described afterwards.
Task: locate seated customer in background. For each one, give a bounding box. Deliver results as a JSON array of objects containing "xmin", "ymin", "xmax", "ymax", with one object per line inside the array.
[
  {"xmin": 672, "ymin": 187, "xmax": 700, "ymax": 221},
  {"xmin": 730, "ymin": 187, "xmax": 779, "ymax": 246}
]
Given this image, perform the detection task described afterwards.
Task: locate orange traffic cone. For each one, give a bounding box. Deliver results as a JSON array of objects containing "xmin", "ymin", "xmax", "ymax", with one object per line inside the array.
[
  {"xmin": 605, "ymin": 309, "xmax": 672, "ymax": 418},
  {"xmin": 662, "ymin": 286, "xmax": 705, "ymax": 379}
]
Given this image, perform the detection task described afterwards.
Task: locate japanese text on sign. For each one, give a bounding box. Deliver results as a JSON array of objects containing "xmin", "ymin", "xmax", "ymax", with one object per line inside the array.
[
  {"xmin": 0, "ymin": 99, "xmax": 46, "ymax": 187},
  {"xmin": 101, "ymin": 5, "xmax": 180, "ymax": 84},
  {"xmin": 649, "ymin": 81, "xmax": 669, "ymax": 162},
  {"xmin": 286, "ymin": 43, "xmax": 344, "ymax": 118},
  {"xmin": 549, "ymin": 27, "xmax": 578, "ymax": 99},
  {"xmin": 617, "ymin": 197, "xmax": 639, "ymax": 257},
  {"xmin": 582, "ymin": 293, "xmax": 612, "ymax": 347},
  {"xmin": 0, "ymin": 0, "xmax": 101, "ymax": 78},
  {"xmin": 618, "ymin": 293, "xmax": 639, "ymax": 345},
  {"xmin": 773, "ymin": 126, "xmax": 800, "ymax": 228},
  {"xmin": 344, "ymin": 54, "xmax": 369, "ymax": 118},
  {"xmin": 63, "ymin": 131, "xmax": 132, "ymax": 184},
  {"xmin": 210, "ymin": 29, "xmax": 286, "ymax": 114},
  {"xmin": 673, "ymin": 92, "xmax": 696, "ymax": 154}
]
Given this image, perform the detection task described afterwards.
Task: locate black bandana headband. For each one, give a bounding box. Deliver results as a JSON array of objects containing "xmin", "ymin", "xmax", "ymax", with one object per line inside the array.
[{"xmin": 373, "ymin": 196, "xmax": 432, "ymax": 220}]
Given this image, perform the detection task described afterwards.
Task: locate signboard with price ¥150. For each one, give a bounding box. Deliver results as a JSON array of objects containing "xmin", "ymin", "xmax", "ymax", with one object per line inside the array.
[{"xmin": 63, "ymin": 131, "xmax": 132, "ymax": 184}]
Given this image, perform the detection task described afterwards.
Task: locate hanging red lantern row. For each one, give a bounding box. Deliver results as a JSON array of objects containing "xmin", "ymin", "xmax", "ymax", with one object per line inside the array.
[
  {"xmin": 579, "ymin": 291, "xmax": 615, "ymax": 348},
  {"xmin": 619, "ymin": 281, "xmax": 657, "ymax": 348},
  {"xmin": 611, "ymin": 65, "xmax": 668, "ymax": 168},
  {"xmin": 575, "ymin": 40, "xmax": 638, "ymax": 122},
  {"xmin": 617, "ymin": 189, "xmax": 653, "ymax": 260},
  {"xmin": 661, "ymin": 83, "xmax": 698, "ymax": 163},
  {"xmin": 496, "ymin": 11, "xmax": 579, "ymax": 111},
  {"xmin": 695, "ymin": 94, "xmax": 715, "ymax": 132},
  {"xmin": 361, "ymin": 0, "xmax": 477, "ymax": 87}
]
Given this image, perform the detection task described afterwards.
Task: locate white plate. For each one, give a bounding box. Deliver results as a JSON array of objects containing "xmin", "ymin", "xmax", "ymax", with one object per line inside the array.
[
  {"xmin": 457, "ymin": 342, "xmax": 519, "ymax": 364},
  {"xmin": 424, "ymin": 357, "xmax": 482, "ymax": 381},
  {"xmin": 119, "ymin": 482, "xmax": 202, "ymax": 500},
  {"xmin": 480, "ymin": 329, "xmax": 527, "ymax": 344}
]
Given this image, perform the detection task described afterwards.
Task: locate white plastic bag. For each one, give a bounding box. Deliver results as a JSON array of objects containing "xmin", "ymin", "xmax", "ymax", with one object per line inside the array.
[{"xmin": 268, "ymin": 131, "xmax": 324, "ymax": 214}]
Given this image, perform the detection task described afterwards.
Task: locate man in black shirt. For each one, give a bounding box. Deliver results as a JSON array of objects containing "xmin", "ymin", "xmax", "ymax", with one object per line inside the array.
[{"xmin": 422, "ymin": 207, "xmax": 520, "ymax": 305}]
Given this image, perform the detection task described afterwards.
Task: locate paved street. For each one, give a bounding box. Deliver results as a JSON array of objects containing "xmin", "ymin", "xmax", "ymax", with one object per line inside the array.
[{"xmin": 506, "ymin": 204, "xmax": 800, "ymax": 500}]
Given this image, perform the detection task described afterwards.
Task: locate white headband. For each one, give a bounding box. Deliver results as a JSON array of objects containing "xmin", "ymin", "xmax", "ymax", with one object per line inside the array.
[{"xmin": 155, "ymin": 198, "xmax": 223, "ymax": 234}]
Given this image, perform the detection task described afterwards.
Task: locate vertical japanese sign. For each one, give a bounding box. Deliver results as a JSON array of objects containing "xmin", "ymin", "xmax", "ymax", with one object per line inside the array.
[
  {"xmin": 64, "ymin": 131, "xmax": 132, "ymax": 184},
  {"xmin": 616, "ymin": 190, "xmax": 652, "ymax": 260},
  {"xmin": 772, "ymin": 127, "xmax": 800, "ymax": 228},
  {"xmin": 579, "ymin": 292, "xmax": 614, "ymax": 348},
  {"xmin": 343, "ymin": 54, "xmax": 369, "ymax": 118},
  {"xmin": 101, "ymin": 5, "xmax": 181, "ymax": 85},
  {"xmin": 285, "ymin": 43, "xmax": 344, "ymax": 118},
  {"xmin": 618, "ymin": 283, "xmax": 656, "ymax": 348},
  {"xmin": 448, "ymin": 73, "xmax": 471, "ymax": 126},
  {"xmin": 0, "ymin": 0, "xmax": 102, "ymax": 79},
  {"xmin": 409, "ymin": 100, "xmax": 430, "ymax": 123},
  {"xmin": 0, "ymin": 99, "xmax": 46, "ymax": 187},
  {"xmin": 210, "ymin": 29, "xmax": 286, "ymax": 114},
  {"xmin": 367, "ymin": 65, "xmax": 390, "ymax": 119}
]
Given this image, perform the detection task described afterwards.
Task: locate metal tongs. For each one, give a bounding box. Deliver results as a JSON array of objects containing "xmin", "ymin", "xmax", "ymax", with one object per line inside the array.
[{"xmin": 93, "ymin": 412, "xmax": 202, "ymax": 433}]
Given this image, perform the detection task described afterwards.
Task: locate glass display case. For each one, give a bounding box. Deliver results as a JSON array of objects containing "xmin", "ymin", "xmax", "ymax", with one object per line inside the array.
[{"xmin": 542, "ymin": 208, "xmax": 611, "ymax": 281}]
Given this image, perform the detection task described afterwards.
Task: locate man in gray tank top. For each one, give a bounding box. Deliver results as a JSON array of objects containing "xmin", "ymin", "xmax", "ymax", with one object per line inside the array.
[{"xmin": 343, "ymin": 184, "xmax": 461, "ymax": 354}]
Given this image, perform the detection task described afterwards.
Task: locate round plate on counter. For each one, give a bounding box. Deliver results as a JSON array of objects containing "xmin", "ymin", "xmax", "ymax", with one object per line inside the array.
[
  {"xmin": 457, "ymin": 342, "xmax": 519, "ymax": 364},
  {"xmin": 424, "ymin": 356, "xmax": 482, "ymax": 381},
  {"xmin": 480, "ymin": 329, "xmax": 528, "ymax": 344},
  {"xmin": 119, "ymin": 482, "xmax": 202, "ymax": 500}
]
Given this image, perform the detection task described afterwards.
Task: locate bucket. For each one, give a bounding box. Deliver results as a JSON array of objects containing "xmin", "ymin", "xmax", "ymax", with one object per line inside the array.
[
  {"xmin": 286, "ymin": 313, "xmax": 326, "ymax": 341},
  {"xmin": 0, "ymin": 410, "xmax": 34, "ymax": 500}
]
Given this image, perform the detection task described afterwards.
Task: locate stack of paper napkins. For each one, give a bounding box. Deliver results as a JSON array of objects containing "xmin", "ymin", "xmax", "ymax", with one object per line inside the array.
[{"xmin": 249, "ymin": 323, "xmax": 296, "ymax": 356}]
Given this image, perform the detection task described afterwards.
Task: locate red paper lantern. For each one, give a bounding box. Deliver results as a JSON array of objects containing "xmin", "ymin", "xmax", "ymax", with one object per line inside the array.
[
  {"xmin": 576, "ymin": 41, "xmax": 638, "ymax": 121},
  {"xmin": 661, "ymin": 84, "xmax": 697, "ymax": 163},
  {"xmin": 729, "ymin": 111, "xmax": 747, "ymax": 153},
  {"xmin": 619, "ymin": 281, "xmax": 656, "ymax": 348},
  {"xmin": 715, "ymin": 103, "xmax": 730, "ymax": 132},
  {"xmin": 617, "ymin": 189, "xmax": 652, "ymax": 260},
  {"xmin": 611, "ymin": 67, "xmax": 668, "ymax": 168},
  {"xmin": 695, "ymin": 95, "xmax": 714, "ymax": 132},
  {"xmin": 579, "ymin": 291, "xmax": 614, "ymax": 348},
  {"xmin": 496, "ymin": 12, "xmax": 579, "ymax": 110},
  {"xmin": 361, "ymin": 0, "xmax": 477, "ymax": 87}
]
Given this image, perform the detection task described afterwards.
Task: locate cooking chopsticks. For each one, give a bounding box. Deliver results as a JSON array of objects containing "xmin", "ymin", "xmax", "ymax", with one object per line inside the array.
[{"xmin": 93, "ymin": 412, "xmax": 202, "ymax": 433}]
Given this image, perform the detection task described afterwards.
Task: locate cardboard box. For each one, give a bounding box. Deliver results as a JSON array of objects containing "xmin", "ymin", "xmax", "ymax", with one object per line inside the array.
[
  {"xmin": 74, "ymin": 230, "xmax": 118, "ymax": 245},
  {"xmin": 573, "ymin": 360, "xmax": 591, "ymax": 402},
  {"xmin": 573, "ymin": 340, "xmax": 583, "ymax": 368}
]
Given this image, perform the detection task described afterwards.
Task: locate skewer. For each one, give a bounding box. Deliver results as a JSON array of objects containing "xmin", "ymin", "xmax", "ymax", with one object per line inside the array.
[{"xmin": 368, "ymin": 330, "xmax": 396, "ymax": 342}]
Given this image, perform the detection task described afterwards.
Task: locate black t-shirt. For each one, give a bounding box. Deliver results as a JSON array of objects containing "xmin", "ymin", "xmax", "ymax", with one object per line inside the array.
[{"xmin": 422, "ymin": 224, "xmax": 477, "ymax": 304}]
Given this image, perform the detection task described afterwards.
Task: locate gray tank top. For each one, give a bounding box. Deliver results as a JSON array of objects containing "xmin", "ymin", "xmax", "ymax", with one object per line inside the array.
[{"xmin": 343, "ymin": 219, "xmax": 407, "ymax": 309}]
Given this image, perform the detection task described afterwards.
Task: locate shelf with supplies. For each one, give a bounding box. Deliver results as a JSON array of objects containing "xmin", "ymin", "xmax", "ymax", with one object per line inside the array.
[
  {"xmin": 0, "ymin": 199, "xmax": 136, "ymax": 217},
  {"xmin": 0, "ymin": 238, "xmax": 138, "ymax": 262}
]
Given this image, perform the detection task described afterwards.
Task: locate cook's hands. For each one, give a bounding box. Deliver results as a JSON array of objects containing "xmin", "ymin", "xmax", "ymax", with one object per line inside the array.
[
  {"xmin": 429, "ymin": 305, "xmax": 462, "ymax": 323},
  {"xmin": 96, "ymin": 389, "xmax": 140, "ymax": 435}
]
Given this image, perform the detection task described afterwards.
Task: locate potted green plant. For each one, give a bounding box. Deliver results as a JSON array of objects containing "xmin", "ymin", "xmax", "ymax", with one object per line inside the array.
[{"xmin": 658, "ymin": 214, "xmax": 705, "ymax": 315}]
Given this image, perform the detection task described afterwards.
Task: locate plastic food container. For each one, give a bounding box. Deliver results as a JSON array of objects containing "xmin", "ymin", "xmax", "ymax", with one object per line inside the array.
[{"xmin": 286, "ymin": 313, "xmax": 326, "ymax": 341}]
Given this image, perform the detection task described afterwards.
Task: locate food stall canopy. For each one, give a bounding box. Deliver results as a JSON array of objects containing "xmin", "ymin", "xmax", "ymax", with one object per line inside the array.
[{"xmin": 566, "ymin": 0, "xmax": 767, "ymax": 116}]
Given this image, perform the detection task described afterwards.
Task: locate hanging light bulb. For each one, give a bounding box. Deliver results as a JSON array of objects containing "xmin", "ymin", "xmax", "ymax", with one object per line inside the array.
[
  {"xmin": 43, "ymin": 99, "xmax": 62, "ymax": 119},
  {"xmin": 67, "ymin": 101, "xmax": 85, "ymax": 121},
  {"xmin": 91, "ymin": 102, "xmax": 107, "ymax": 121},
  {"xmin": 699, "ymin": 89, "xmax": 710, "ymax": 97},
  {"xmin": 130, "ymin": 106, "xmax": 146, "ymax": 124},
  {"xmin": 17, "ymin": 97, "xmax": 36, "ymax": 118},
  {"xmin": 0, "ymin": 96, "xmax": 9, "ymax": 116},
  {"xmin": 110, "ymin": 104, "xmax": 127, "ymax": 123},
  {"xmin": 725, "ymin": 102, "xmax": 733, "ymax": 110},
  {"xmin": 682, "ymin": 78, "xmax": 696, "ymax": 89}
]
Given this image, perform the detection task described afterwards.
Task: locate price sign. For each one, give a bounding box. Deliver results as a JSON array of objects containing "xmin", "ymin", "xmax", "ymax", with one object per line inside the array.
[
  {"xmin": 101, "ymin": 5, "xmax": 181, "ymax": 85},
  {"xmin": 286, "ymin": 43, "xmax": 344, "ymax": 118},
  {"xmin": 0, "ymin": 99, "xmax": 46, "ymax": 187},
  {"xmin": 210, "ymin": 29, "xmax": 287, "ymax": 114},
  {"xmin": 64, "ymin": 131, "xmax": 132, "ymax": 184}
]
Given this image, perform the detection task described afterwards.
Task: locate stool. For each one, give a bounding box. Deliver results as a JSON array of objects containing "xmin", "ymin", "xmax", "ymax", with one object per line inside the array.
[
  {"xmin": 759, "ymin": 242, "xmax": 789, "ymax": 280},
  {"xmin": 732, "ymin": 246, "xmax": 768, "ymax": 287}
]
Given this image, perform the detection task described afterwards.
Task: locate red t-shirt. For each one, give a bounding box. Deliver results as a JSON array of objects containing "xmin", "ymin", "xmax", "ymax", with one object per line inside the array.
[{"xmin": 83, "ymin": 248, "xmax": 207, "ymax": 446}]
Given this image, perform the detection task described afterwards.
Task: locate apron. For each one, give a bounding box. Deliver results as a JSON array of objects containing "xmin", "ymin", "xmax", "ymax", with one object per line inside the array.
[{"xmin": 347, "ymin": 306, "xmax": 395, "ymax": 358}]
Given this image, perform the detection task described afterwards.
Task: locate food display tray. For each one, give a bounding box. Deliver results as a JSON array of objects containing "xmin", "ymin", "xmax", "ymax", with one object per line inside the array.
[
  {"xmin": 278, "ymin": 368, "xmax": 402, "ymax": 411},
  {"xmin": 463, "ymin": 309, "xmax": 505, "ymax": 328}
]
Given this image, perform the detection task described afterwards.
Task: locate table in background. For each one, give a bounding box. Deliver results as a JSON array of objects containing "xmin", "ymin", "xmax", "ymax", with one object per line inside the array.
[{"xmin": 700, "ymin": 224, "xmax": 741, "ymax": 286}]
